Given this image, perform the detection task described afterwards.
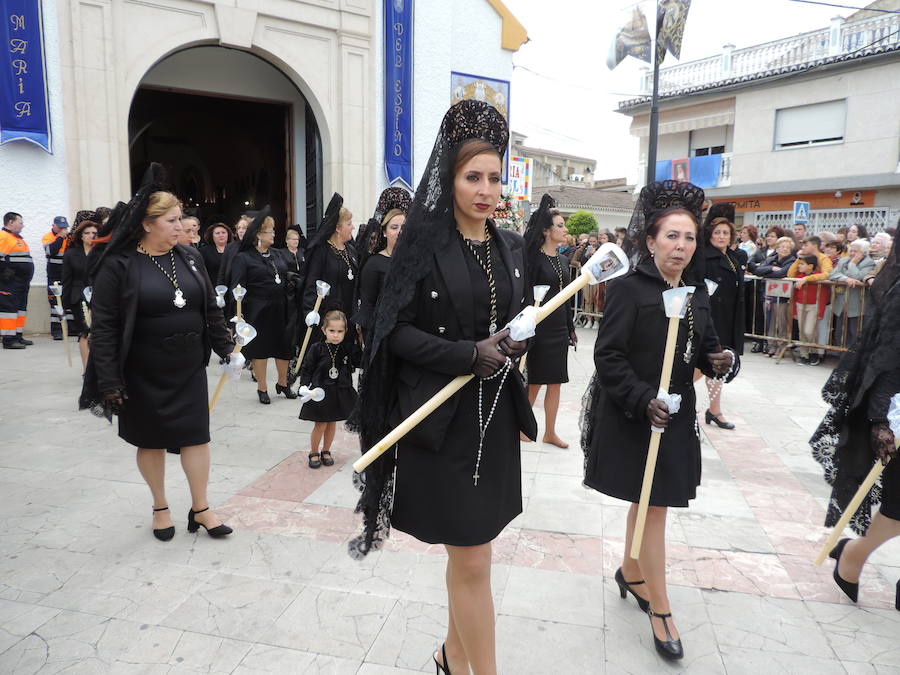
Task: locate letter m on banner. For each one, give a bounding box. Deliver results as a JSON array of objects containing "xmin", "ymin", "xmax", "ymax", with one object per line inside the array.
[{"xmin": 384, "ymin": 0, "xmax": 413, "ymax": 189}]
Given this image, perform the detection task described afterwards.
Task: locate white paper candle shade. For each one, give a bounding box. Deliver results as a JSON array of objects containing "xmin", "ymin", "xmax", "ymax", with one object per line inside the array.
[
  {"xmin": 583, "ymin": 244, "xmax": 629, "ymax": 285},
  {"xmin": 315, "ymin": 280, "xmax": 332, "ymax": 297},
  {"xmin": 50, "ymin": 282, "xmax": 63, "ymax": 298},
  {"xmin": 232, "ymin": 285, "xmax": 247, "ymax": 301},
  {"xmin": 82, "ymin": 287, "xmax": 92, "ymax": 303},
  {"xmin": 888, "ymin": 393, "xmax": 900, "ymax": 438},
  {"xmin": 705, "ymin": 278, "xmax": 719, "ymax": 297},
  {"xmin": 234, "ymin": 321, "xmax": 257, "ymax": 347},
  {"xmin": 533, "ymin": 285, "xmax": 550, "ymax": 304},
  {"xmin": 662, "ymin": 286, "xmax": 695, "ymax": 319}
]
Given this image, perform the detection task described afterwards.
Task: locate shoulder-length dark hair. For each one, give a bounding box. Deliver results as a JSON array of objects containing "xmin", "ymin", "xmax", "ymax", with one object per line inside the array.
[
  {"xmin": 68, "ymin": 219, "xmax": 99, "ymax": 246},
  {"xmin": 704, "ymin": 216, "xmax": 736, "ymax": 247},
  {"xmin": 204, "ymin": 221, "xmax": 234, "ymax": 245}
]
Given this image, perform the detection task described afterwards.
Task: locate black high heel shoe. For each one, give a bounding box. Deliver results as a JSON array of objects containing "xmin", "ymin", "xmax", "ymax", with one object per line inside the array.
[
  {"xmin": 895, "ymin": 579, "xmax": 899, "ymax": 612},
  {"xmin": 647, "ymin": 608, "xmax": 683, "ymax": 661},
  {"xmin": 615, "ymin": 567, "xmax": 650, "ymax": 612},
  {"xmin": 705, "ymin": 409, "xmax": 735, "ymax": 430},
  {"xmin": 257, "ymin": 390, "xmax": 271, "ymax": 404},
  {"xmin": 433, "ymin": 643, "xmax": 450, "ymax": 674},
  {"xmin": 275, "ymin": 383, "xmax": 297, "ymax": 399},
  {"xmin": 829, "ymin": 537, "xmax": 859, "ymax": 603},
  {"xmin": 152, "ymin": 506, "xmax": 175, "ymax": 541},
  {"xmin": 188, "ymin": 507, "xmax": 233, "ymax": 538}
]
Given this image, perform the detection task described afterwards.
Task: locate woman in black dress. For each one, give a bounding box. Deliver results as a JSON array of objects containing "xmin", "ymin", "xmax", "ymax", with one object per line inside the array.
[
  {"xmin": 812, "ymin": 236, "xmax": 900, "ymax": 607},
  {"xmin": 350, "ymin": 101, "xmax": 534, "ymax": 675},
  {"xmin": 522, "ymin": 194, "xmax": 576, "ymax": 447},
  {"xmin": 699, "ymin": 203, "xmax": 744, "ymax": 429},
  {"xmin": 62, "ymin": 218, "xmax": 98, "ymax": 370},
  {"xmin": 282, "ymin": 225, "xmax": 306, "ymax": 277},
  {"xmin": 80, "ymin": 164, "xmax": 235, "ymax": 541},
  {"xmin": 354, "ymin": 208, "xmax": 405, "ymax": 344},
  {"xmin": 199, "ymin": 222, "xmax": 234, "ymax": 283},
  {"xmin": 229, "ymin": 209, "xmax": 296, "ymax": 404},
  {"xmin": 582, "ymin": 181, "xmax": 735, "ymax": 660}
]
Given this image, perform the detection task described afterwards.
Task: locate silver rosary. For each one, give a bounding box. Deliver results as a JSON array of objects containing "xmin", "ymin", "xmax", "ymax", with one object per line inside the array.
[{"xmin": 473, "ymin": 358, "xmax": 512, "ymax": 486}]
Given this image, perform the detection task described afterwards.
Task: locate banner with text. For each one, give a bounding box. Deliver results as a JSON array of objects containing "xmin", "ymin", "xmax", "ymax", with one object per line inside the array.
[
  {"xmin": 384, "ymin": 0, "xmax": 413, "ymax": 188},
  {"xmin": 1, "ymin": 0, "xmax": 51, "ymax": 152},
  {"xmin": 508, "ymin": 156, "xmax": 532, "ymax": 202}
]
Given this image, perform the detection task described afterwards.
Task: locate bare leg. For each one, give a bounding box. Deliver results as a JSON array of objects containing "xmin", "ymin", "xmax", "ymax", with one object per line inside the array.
[
  {"xmin": 78, "ymin": 337, "xmax": 89, "ymax": 371},
  {"xmin": 836, "ymin": 511, "xmax": 900, "ymax": 583},
  {"xmin": 445, "ymin": 543, "xmax": 496, "ymax": 675},
  {"xmin": 542, "ymin": 384, "xmax": 568, "ymax": 447},
  {"xmin": 322, "ymin": 422, "xmax": 336, "ymax": 454},
  {"xmin": 253, "ymin": 358, "xmax": 268, "ymax": 392},
  {"xmin": 521, "ymin": 384, "xmax": 540, "ymax": 442},
  {"xmin": 621, "ymin": 503, "xmax": 649, "ymax": 603},
  {"xmin": 310, "ymin": 422, "xmax": 325, "ymax": 454},
  {"xmin": 274, "ymin": 358, "xmax": 289, "ymax": 387},
  {"xmin": 180, "ymin": 443, "xmax": 224, "ymax": 528},
  {"xmin": 439, "ymin": 561, "xmax": 472, "ymax": 674},
  {"xmin": 639, "ymin": 506, "xmax": 678, "ymax": 641},
  {"xmin": 136, "ymin": 448, "xmax": 172, "ymax": 529}
]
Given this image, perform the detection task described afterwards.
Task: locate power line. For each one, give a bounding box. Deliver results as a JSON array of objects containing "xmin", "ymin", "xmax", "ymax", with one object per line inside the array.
[{"xmin": 787, "ymin": 0, "xmax": 900, "ymax": 13}]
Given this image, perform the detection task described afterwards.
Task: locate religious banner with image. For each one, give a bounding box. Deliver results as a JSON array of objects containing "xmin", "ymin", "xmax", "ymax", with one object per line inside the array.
[
  {"xmin": 450, "ymin": 71, "xmax": 510, "ymax": 180},
  {"xmin": 384, "ymin": 0, "xmax": 413, "ymax": 189},
  {"xmin": 1, "ymin": 0, "xmax": 52, "ymax": 152}
]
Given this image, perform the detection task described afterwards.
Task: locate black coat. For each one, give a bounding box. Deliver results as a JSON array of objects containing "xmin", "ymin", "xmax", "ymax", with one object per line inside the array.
[
  {"xmin": 704, "ymin": 246, "xmax": 745, "ymax": 353},
  {"xmin": 81, "ymin": 245, "xmax": 233, "ymax": 399},
  {"xmin": 302, "ymin": 243, "xmax": 358, "ymax": 318},
  {"xmin": 200, "ymin": 245, "xmax": 226, "ymax": 285},
  {"xmin": 61, "ymin": 245, "xmax": 89, "ymax": 312},
  {"xmin": 584, "ymin": 261, "xmax": 724, "ymax": 506}
]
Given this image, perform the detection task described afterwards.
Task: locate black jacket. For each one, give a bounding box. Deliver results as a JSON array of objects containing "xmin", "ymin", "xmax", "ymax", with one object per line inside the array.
[
  {"xmin": 61, "ymin": 245, "xmax": 89, "ymax": 312},
  {"xmin": 82, "ymin": 245, "xmax": 233, "ymax": 397},
  {"xmin": 703, "ymin": 246, "xmax": 745, "ymax": 353},
  {"xmin": 388, "ymin": 226, "xmax": 538, "ymax": 448}
]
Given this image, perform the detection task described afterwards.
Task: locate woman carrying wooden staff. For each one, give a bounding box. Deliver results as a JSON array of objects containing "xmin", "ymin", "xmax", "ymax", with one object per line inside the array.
[
  {"xmin": 522, "ymin": 194, "xmax": 577, "ymax": 448},
  {"xmin": 811, "ymin": 235, "xmax": 900, "ymax": 608},
  {"xmin": 348, "ymin": 100, "xmax": 535, "ymax": 675},
  {"xmin": 581, "ymin": 180, "xmax": 735, "ymax": 661}
]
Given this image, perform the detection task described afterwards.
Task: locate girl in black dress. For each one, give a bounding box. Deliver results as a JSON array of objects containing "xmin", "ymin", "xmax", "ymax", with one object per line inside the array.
[
  {"xmin": 302, "ymin": 194, "xmax": 358, "ymax": 348},
  {"xmin": 522, "ymin": 195, "xmax": 576, "ymax": 447},
  {"xmin": 199, "ymin": 222, "xmax": 234, "ymax": 283},
  {"xmin": 229, "ymin": 210, "xmax": 296, "ymax": 404},
  {"xmin": 298, "ymin": 310, "xmax": 360, "ymax": 468},
  {"xmin": 698, "ymin": 204, "xmax": 745, "ymax": 429},
  {"xmin": 354, "ymin": 208, "xmax": 405, "ymax": 344},
  {"xmin": 350, "ymin": 101, "xmax": 534, "ymax": 675},
  {"xmin": 80, "ymin": 164, "xmax": 235, "ymax": 541},
  {"xmin": 812, "ymin": 236, "xmax": 900, "ymax": 608},
  {"xmin": 582, "ymin": 181, "xmax": 735, "ymax": 661},
  {"xmin": 62, "ymin": 219, "xmax": 98, "ymax": 370}
]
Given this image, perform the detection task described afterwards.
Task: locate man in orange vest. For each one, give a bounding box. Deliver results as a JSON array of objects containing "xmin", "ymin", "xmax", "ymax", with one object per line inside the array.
[
  {"xmin": 42, "ymin": 216, "xmax": 70, "ymax": 340},
  {"xmin": 1, "ymin": 212, "xmax": 35, "ymax": 349}
]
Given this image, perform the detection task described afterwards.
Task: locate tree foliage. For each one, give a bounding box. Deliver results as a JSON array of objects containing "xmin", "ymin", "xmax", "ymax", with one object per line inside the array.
[{"xmin": 566, "ymin": 210, "xmax": 598, "ymax": 237}]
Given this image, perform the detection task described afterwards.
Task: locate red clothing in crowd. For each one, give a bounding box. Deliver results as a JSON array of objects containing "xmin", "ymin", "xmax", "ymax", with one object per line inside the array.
[{"xmin": 792, "ymin": 273, "xmax": 831, "ymax": 319}]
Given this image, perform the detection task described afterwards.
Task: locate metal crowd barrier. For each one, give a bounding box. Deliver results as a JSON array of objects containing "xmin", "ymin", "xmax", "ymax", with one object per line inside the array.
[
  {"xmin": 570, "ymin": 262, "xmax": 605, "ymax": 326},
  {"xmin": 744, "ymin": 274, "xmax": 869, "ymax": 362}
]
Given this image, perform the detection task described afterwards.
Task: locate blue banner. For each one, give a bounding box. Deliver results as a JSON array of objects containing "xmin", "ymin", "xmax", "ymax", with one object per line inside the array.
[
  {"xmin": 0, "ymin": 0, "xmax": 51, "ymax": 152},
  {"xmin": 655, "ymin": 154, "xmax": 723, "ymax": 189},
  {"xmin": 384, "ymin": 0, "xmax": 412, "ymax": 188}
]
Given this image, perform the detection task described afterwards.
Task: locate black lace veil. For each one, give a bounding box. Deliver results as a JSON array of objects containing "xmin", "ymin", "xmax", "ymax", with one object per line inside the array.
[
  {"xmin": 347, "ymin": 100, "xmax": 510, "ymax": 558},
  {"xmin": 238, "ymin": 207, "xmax": 272, "ymax": 252},
  {"xmin": 523, "ymin": 193, "xmax": 556, "ymax": 257},
  {"xmin": 355, "ymin": 187, "xmax": 413, "ymax": 274},
  {"xmin": 306, "ymin": 193, "xmax": 344, "ymax": 253},
  {"xmin": 811, "ymin": 236, "xmax": 900, "ymax": 534}
]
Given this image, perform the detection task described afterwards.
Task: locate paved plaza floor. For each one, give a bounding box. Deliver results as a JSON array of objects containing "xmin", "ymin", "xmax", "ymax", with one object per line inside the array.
[{"xmin": 1, "ymin": 329, "xmax": 899, "ymax": 674}]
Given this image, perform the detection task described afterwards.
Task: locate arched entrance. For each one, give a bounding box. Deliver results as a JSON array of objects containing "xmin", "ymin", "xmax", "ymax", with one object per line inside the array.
[{"xmin": 128, "ymin": 45, "xmax": 323, "ymax": 236}]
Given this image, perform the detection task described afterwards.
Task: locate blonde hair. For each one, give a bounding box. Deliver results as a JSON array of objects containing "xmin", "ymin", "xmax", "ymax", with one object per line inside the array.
[
  {"xmin": 775, "ymin": 236, "xmax": 795, "ymax": 251},
  {"xmin": 145, "ymin": 192, "xmax": 181, "ymax": 219},
  {"xmin": 339, "ymin": 207, "xmax": 353, "ymax": 224},
  {"xmin": 323, "ymin": 309, "xmax": 348, "ymax": 330},
  {"xmin": 381, "ymin": 208, "xmax": 405, "ymax": 228}
]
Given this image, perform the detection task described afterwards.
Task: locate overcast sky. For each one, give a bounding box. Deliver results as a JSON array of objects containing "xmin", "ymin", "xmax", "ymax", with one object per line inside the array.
[{"xmin": 504, "ymin": 0, "xmax": 849, "ymax": 183}]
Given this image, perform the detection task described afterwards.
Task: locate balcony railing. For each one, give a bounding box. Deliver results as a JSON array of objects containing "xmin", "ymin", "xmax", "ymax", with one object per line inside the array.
[{"xmin": 640, "ymin": 13, "xmax": 900, "ymax": 95}]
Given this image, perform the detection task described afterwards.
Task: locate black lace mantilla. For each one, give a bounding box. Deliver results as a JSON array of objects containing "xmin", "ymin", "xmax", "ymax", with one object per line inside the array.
[{"xmin": 523, "ymin": 194, "xmax": 556, "ymax": 256}]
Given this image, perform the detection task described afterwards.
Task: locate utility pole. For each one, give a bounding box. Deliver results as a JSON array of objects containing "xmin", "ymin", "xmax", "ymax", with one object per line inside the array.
[{"xmin": 645, "ymin": 1, "xmax": 661, "ymax": 186}]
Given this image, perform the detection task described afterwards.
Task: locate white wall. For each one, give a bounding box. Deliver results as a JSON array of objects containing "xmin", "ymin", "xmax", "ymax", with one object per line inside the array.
[
  {"xmin": 373, "ymin": 0, "xmax": 514, "ymax": 198},
  {"xmin": 732, "ymin": 60, "xmax": 900, "ymax": 184},
  {"xmin": 0, "ymin": 0, "xmax": 69, "ymax": 287},
  {"xmin": 140, "ymin": 46, "xmax": 308, "ymax": 229}
]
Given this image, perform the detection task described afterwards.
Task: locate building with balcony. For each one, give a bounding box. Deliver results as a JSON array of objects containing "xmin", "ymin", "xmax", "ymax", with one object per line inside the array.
[
  {"xmin": 617, "ymin": 4, "xmax": 900, "ymax": 233},
  {"xmin": 510, "ymin": 132, "xmax": 596, "ymax": 187}
]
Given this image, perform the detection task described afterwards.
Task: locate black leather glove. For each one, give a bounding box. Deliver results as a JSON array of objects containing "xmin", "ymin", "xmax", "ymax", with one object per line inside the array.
[
  {"xmin": 646, "ymin": 398, "xmax": 671, "ymax": 429},
  {"xmin": 472, "ymin": 330, "xmax": 509, "ymax": 377},
  {"xmin": 871, "ymin": 421, "xmax": 897, "ymax": 465},
  {"xmin": 101, "ymin": 389, "xmax": 127, "ymax": 416},
  {"xmin": 707, "ymin": 347, "xmax": 733, "ymax": 375},
  {"xmin": 498, "ymin": 333, "xmax": 528, "ymax": 360},
  {"xmin": 569, "ymin": 331, "xmax": 578, "ymax": 348}
]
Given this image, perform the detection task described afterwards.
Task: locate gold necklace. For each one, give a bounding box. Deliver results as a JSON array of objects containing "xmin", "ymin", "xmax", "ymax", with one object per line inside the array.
[
  {"xmin": 462, "ymin": 225, "xmax": 498, "ymax": 335},
  {"xmin": 544, "ymin": 251, "xmax": 564, "ymax": 291},
  {"xmin": 328, "ymin": 242, "xmax": 354, "ymax": 280}
]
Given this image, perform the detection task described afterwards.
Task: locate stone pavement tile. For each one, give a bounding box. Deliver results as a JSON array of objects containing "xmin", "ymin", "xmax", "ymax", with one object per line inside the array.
[
  {"xmin": 495, "ymin": 614, "xmax": 606, "ymax": 674},
  {"xmin": 742, "ymin": 488, "xmax": 825, "ymax": 525},
  {"xmin": 513, "ymin": 495, "xmax": 605, "ymax": 537},
  {"xmin": 781, "ymin": 555, "xmax": 896, "ymax": 611},
  {"xmin": 692, "ymin": 548, "xmax": 798, "ymax": 598},
  {"xmin": 841, "ymin": 661, "xmax": 900, "ymax": 674},
  {"xmin": 216, "ymin": 496, "xmax": 358, "ymax": 542},
  {"xmin": 0, "ymin": 548, "xmax": 100, "ymax": 603},
  {"xmin": 0, "ymin": 599, "xmax": 61, "ymax": 655},
  {"xmin": 807, "ymin": 600, "xmax": 900, "ymax": 667},
  {"xmin": 238, "ymin": 450, "xmax": 340, "ymax": 504},
  {"xmin": 756, "ymin": 517, "xmax": 828, "ymax": 557},
  {"xmin": 160, "ymin": 572, "xmax": 304, "ymax": 643},
  {"xmin": 356, "ymin": 664, "xmax": 422, "ymax": 674},
  {"xmin": 232, "ymin": 644, "xmax": 359, "ymax": 673},
  {"xmin": 311, "ymin": 547, "xmax": 420, "ymax": 599},
  {"xmin": 688, "ymin": 479, "xmax": 755, "ymax": 520},
  {"xmin": 111, "ymin": 626, "xmax": 253, "ymax": 673},
  {"xmin": 676, "ymin": 511, "xmax": 773, "ymax": 553},
  {"xmin": 499, "ymin": 566, "xmax": 605, "ymax": 628},
  {"xmin": 601, "ymin": 538, "xmax": 699, "ymax": 588},
  {"xmin": 267, "ymin": 586, "xmax": 396, "ymax": 660},
  {"xmin": 306, "ymin": 463, "xmax": 367, "ymax": 509},
  {"xmin": 214, "ymin": 427, "xmax": 310, "ymax": 470},
  {"xmin": 717, "ymin": 645, "xmax": 847, "ymax": 674},
  {"xmin": 510, "ymin": 529, "xmax": 604, "ymax": 576},
  {"xmin": 534, "ymin": 449, "xmax": 585, "ymax": 477},
  {"xmin": 365, "ymin": 599, "xmax": 447, "ymax": 671},
  {"xmin": 604, "ymin": 584, "xmax": 724, "ymax": 673},
  {"xmin": 704, "ymin": 591, "xmax": 835, "ymax": 658},
  {"xmin": 397, "ymin": 556, "xmax": 512, "ymax": 609}
]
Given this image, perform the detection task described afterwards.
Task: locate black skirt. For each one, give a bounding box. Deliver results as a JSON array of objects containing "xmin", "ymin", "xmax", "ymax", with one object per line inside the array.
[
  {"xmin": 527, "ymin": 316, "xmax": 569, "ymax": 384},
  {"xmin": 299, "ymin": 385, "xmax": 357, "ymax": 422}
]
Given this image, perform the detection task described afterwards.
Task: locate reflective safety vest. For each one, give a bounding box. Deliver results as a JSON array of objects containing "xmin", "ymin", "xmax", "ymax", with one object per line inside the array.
[
  {"xmin": 42, "ymin": 230, "xmax": 68, "ymax": 282},
  {"xmin": 0, "ymin": 228, "xmax": 34, "ymax": 284}
]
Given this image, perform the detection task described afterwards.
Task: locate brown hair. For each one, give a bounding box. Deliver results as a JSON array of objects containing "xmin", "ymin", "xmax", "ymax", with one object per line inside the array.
[
  {"xmin": 323, "ymin": 309, "xmax": 348, "ymax": 330},
  {"xmin": 705, "ymin": 216, "xmax": 736, "ymax": 246},
  {"xmin": 381, "ymin": 208, "xmax": 405, "ymax": 229},
  {"xmin": 646, "ymin": 208, "xmax": 700, "ymax": 241},
  {"xmin": 69, "ymin": 219, "xmax": 99, "ymax": 246},
  {"xmin": 145, "ymin": 192, "xmax": 181, "ymax": 219},
  {"xmin": 741, "ymin": 224, "xmax": 758, "ymax": 243},
  {"xmin": 765, "ymin": 225, "xmax": 786, "ymax": 240},
  {"xmin": 453, "ymin": 139, "xmax": 501, "ymax": 176},
  {"xmin": 204, "ymin": 221, "xmax": 234, "ymax": 245}
]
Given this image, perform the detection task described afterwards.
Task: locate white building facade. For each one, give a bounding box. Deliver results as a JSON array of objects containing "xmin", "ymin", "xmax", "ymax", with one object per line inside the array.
[{"xmin": 2, "ymin": 0, "xmax": 525, "ymax": 332}]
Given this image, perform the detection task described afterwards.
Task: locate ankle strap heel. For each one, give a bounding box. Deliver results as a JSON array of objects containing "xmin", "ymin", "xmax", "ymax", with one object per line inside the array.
[
  {"xmin": 647, "ymin": 608, "xmax": 683, "ymax": 661},
  {"xmin": 151, "ymin": 506, "xmax": 174, "ymax": 542}
]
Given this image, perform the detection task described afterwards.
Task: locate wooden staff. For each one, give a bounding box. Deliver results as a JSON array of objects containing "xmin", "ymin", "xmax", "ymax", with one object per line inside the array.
[
  {"xmin": 519, "ymin": 285, "xmax": 550, "ymax": 374},
  {"xmin": 50, "ymin": 282, "xmax": 72, "ymax": 367},
  {"xmin": 814, "ymin": 456, "xmax": 893, "ymax": 566},
  {"xmin": 630, "ymin": 285, "xmax": 696, "ymax": 560},
  {"xmin": 81, "ymin": 301, "xmax": 92, "ymax": 328},
  {"xmin": 353, "ymin": 245, "xmax": 629, "ymax": 474},
  {"xmin": 292, "ymin": 281, "xmax": 331, "ymax": 377},
  {"xmin": 208, "ymin": 322, "xmax": 256, "ymax": 413},
  {"xmin": 232, "ymin": 284, "xmax": 246, "ymax": 322}
]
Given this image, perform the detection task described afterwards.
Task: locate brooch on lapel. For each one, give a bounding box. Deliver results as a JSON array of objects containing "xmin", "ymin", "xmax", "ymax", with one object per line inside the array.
[{"xmin": 514, "ymin": 268, "xmax": 520, "ymax": 278}]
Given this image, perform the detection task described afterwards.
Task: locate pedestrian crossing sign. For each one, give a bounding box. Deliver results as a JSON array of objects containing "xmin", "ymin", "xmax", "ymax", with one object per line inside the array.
[{"xmin": 793, "ymin": 201, "xmax": 810, "ymax": 224}]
